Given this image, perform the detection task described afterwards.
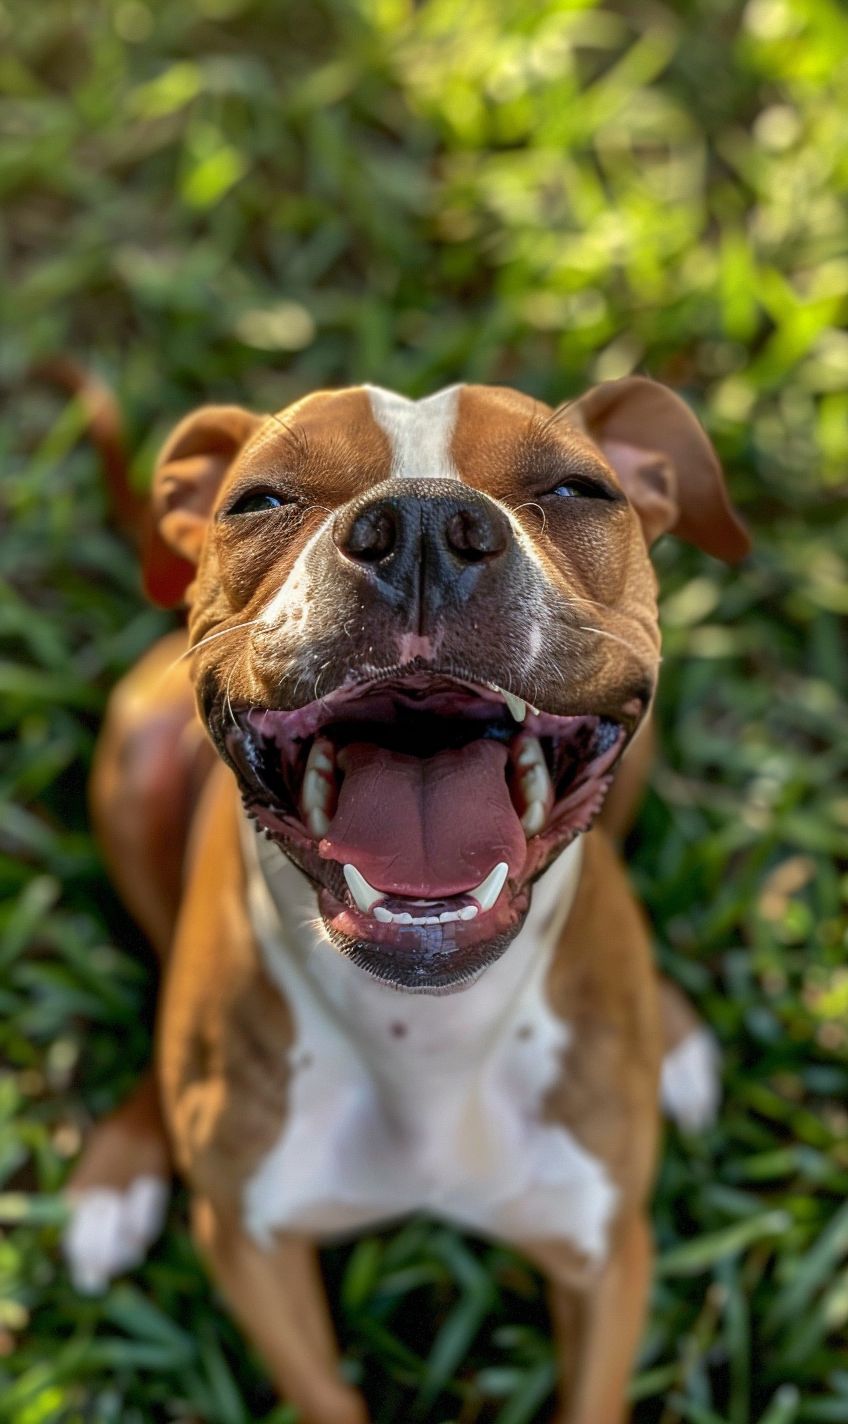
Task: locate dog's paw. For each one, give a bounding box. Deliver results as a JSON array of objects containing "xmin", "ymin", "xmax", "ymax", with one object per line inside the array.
[
  {"xmin": 660, "ymin": 1027, "xmax": 721, "ymax": 1132},
  {"xmin": 64, "ymin": 1175, "xmax": 169, "ymax": 1294}
]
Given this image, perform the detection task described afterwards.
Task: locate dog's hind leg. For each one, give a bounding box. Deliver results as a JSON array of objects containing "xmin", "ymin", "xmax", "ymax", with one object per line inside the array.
[
  {"xmin": 64, "ymin": 631, "xmax": 214, "ymax": 1291},
  {"xmin": 658, "ymin": 976, "xmax": 721, "ymax": 1132},
  {"xmin": 64, "ymin": 1071, "xmax": 171, "ymax": 1292},
  {"xmin": 595, "ymin": 715, "xmax": 721, "ymax": 1132}
]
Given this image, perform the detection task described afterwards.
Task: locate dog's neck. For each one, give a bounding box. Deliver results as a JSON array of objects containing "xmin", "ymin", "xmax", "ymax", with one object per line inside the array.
[{"xmin": 241, "ymin": 816, "xmax": 584, "ymax": 1058}]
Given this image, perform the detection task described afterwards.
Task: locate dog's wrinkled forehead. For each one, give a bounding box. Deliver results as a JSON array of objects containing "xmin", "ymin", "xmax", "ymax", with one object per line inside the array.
[{"xmin": 237, "ymin": 381, "xmax": 590, "ymax": 501}]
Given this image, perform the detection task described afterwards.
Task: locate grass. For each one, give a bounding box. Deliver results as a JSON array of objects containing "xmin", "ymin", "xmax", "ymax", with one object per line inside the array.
[{"xmin": 2, "ymin": 0, "xmax": 848, "ymax": 1420}]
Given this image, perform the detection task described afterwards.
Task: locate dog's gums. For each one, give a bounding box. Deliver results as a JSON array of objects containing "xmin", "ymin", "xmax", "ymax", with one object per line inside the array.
[{"xmin": 223, "ymin": 671, "xmax": 627, "ymax": 989}]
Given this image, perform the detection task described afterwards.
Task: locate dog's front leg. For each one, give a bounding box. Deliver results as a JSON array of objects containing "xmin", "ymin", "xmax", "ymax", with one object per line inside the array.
[
  {"xmin": 527, "ymin": 1212, "xmax": 652, "ymax": 1424},
  {"xmin": 192, "ymin": 1198, "xmax": 369, "ymax": 1424}
]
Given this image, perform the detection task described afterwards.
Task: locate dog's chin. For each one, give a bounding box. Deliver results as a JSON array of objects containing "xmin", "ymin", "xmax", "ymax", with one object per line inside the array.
[
  {"xmin": 317, "ymin": 882, "xmax": 532, "ymax": 993},
  {"xmin": 221, "ymin": 667, "xmax": 635, "ymax": 993}
]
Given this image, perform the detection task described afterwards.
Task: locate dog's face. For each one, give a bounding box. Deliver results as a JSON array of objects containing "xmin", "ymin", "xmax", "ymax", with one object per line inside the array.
[{"xmin": 145, "ymin": 379, "xmax": 748, "ymax": 991}]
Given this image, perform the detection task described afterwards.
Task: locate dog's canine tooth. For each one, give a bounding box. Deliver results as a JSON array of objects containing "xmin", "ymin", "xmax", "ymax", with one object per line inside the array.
[
  {"xmin": 471, "ymin": 861, "xmax": 508, "ymax": 912},
  {"xmin": 501, "ymin": 690, "xmax": 527, "ymax": 722},
  {"xmin": 487, "ymin": 683, "xmax": 539, "ymax": 722},
  {"xmin": 343, "ymin": 863, "xmax": 385, "ymax": 912}
]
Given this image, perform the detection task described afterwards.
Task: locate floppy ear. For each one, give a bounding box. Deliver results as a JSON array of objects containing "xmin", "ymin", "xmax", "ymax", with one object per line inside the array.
[
  {"xmin": 143, "ymin": 405, "xmax": 265, "ymax": 606},
  {"xmin": 573, "ymin": 376, "xmax": 750, "ymax": 563}
]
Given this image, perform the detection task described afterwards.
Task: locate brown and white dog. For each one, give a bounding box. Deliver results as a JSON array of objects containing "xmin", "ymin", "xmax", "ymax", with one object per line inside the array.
[{"xmin": 65, "ymin": 378, "xmax": 749, "ymax": 1424}]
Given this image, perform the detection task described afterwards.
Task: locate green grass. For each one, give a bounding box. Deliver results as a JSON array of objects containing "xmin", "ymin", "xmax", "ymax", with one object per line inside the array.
[{"xmin": 2, "ymin": 1, "xmax": 848, "ymax": 1420}]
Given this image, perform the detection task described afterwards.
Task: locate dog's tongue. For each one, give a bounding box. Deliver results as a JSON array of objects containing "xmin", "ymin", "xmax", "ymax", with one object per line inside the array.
[{"xmin": 319, "ymin": 740, "xmax": 525, "ymax": 897}]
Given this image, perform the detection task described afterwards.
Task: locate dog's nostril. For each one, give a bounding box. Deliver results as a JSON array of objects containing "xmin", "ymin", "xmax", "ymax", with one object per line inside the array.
[
  {"xmin": 338, "ymin": 507, "xmax": 397, "ymax": 564},
  {"xmin": 445, "ymin": 508, "xmax": 507, "ymax": 563}
]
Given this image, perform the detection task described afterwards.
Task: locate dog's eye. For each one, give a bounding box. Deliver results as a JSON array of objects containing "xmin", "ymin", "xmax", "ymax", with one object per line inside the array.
[
  {"xmin": 227, "ymin": 491, "xmax": 287, "ymax": 516},
  {"xmin": 548, "ymin": 477, "xmax": 617, "ymax": 501}
]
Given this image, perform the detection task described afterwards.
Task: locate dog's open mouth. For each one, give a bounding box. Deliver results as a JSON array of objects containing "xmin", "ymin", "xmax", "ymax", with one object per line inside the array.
[{"xmin": 225, "ymin": 673, "xmax": 627, "ymax": 990}]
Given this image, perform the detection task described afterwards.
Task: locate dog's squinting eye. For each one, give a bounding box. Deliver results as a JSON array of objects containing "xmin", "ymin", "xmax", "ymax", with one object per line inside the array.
[
  {"xmin": 226, "ymin": 491, "xmax": 288, "ymax": 516},
  {"xmin": 548, "ymin": 477, "xmax": 617, "ymax": 502}
]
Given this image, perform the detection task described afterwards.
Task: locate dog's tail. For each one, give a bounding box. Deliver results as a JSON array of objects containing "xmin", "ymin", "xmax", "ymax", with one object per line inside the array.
[{"xmin": 34, "ymin": 357, "xmax": 148, "ymax": 545}]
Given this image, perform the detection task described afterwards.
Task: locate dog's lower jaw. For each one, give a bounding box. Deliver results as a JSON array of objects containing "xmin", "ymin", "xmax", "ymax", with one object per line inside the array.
[{"xmin": 323, "ymin": 898, "xmax": 532, "ymax": 994}]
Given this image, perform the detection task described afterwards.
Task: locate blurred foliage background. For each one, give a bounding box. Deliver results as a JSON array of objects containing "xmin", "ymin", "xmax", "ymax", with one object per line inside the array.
[{"xmin": 2, "ymin": 0, "xmax": 848, "ymax": 1420}]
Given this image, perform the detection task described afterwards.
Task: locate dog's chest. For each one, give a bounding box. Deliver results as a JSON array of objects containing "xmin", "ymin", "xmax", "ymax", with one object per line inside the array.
[{"xmin": 242, "ymin": 835, "xmax": 616, "ymax": 1256}]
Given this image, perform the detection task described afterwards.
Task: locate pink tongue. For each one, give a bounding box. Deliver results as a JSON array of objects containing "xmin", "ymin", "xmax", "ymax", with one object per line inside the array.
[{"xmin": 319, "ymin": 740, "xmax": 526, "ymax": 897}]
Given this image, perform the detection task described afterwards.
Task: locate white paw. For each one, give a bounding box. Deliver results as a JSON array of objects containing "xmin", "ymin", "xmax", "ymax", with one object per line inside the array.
[
  {"xmin": 660, "ymin": 1028, "xmax": 721, "ymax": 1132},
  {"xmin": 64, "ymin": 1176, "xmax": 169, "ymax": 1294}
]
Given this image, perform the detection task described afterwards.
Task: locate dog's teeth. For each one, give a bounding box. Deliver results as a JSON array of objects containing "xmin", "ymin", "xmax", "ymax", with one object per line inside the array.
[
  {"xmin": 301, "ymin": 738, "xmax": 338, "ymax": 836},
  {"xmin": 520, "ymin": 764, "xmax": 549, "ymax": 803},
  {"xmin": 488, "ymin": 683, "xmax": 538, "ymax": 721},
  {"xmin": 511, "ymin": 735, "xmax": 553, "ymax": 838},
  {"xmin": 374, "ymin": 906, "xmax": 393, "ymax": 923},
  {"xmin": 501, "ymin": 690, "xmax": 527, "ymax": 722},
  {"xmin": 521, "ymin": 801, "xmax": 546, "ymax": 835},
  {"xmin": 458, "ymin": 905, "xmax": 478, "ymax": 921},
  {"xmin": 343, "ymin": 864, "xmax": 385, "ymax": 912},
  {"xmin": 471, "ymin": 861, "xmax": 508, "ymax": 913},
  {"xmin": 306, "ymin": 807, "xmax": 330, "ymax": 837},
  {"xmin": 303, "ymin": 768, "xmax": 329, "ymax": 806}
]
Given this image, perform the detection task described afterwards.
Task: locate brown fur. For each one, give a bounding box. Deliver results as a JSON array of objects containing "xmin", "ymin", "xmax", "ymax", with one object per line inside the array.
[{"xmin": 69, "ymin": 377, "xmax": 749, "ymax": 1423}]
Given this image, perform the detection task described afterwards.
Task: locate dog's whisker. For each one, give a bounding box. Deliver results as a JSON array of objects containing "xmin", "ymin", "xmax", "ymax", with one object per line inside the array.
[
  {"xmin": 513, "ymin": 502, "xmax": 548, "ymax": 535},
  {"xmin": 173, "ymin": 618, "xmax": 264, "ymax": 668},
  {"xmin": 224, "ymin": 656, "xmax": 241, "ymax": 731},
  {"xmin": 575, "ymin": 624, "xmax": 634, "ymax": 652}
]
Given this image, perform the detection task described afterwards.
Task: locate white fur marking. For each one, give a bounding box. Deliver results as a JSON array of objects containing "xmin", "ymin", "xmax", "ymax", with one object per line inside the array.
[
  {"xmin": 366, "ymin": 385, "xmax": 461, "ymax": 479},
  {"xmin": 241, "ymin": 827, "xmax": 617, "ymax": 1258},
  {"xmin": 259, "ymin": 508, "xmax": 335, "ymax": 630},
  {"xmin": 64, "ymin": 1176, "xmax": 169, "ymax": 1294},
  {"xmin": 661, "ymin": 1028, "xmax": 721, "ymax": 1132}
]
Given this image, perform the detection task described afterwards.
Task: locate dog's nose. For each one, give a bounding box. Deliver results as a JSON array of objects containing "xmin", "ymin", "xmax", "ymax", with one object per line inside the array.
[{"xmin": 333, "ymin": 485, "xmax": 511, "ymax": 575}]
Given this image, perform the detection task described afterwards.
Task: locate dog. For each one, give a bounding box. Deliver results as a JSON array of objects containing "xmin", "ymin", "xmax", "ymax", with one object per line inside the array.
[{"xmin": 64, "ymin": 377, "xmax": 749, "ymax": 1424}]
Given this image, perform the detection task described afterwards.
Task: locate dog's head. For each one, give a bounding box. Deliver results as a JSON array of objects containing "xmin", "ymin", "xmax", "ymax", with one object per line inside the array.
[{"xmin": 145, "ymin": 379, "xmax": 748, "ymax": 991}]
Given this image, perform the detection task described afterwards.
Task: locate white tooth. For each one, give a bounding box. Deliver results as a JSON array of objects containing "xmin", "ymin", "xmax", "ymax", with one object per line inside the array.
[
  {"xmin": 458, "ymin": 905, "xmax": 478, "ymax": 921},
  {"xmin": 305, "ymin": 737, "xmax": 336, "ymax": 776},
  {"xmin": 423, "ymin": 915, "xmax": 440, "ymax": 925},
  {"xmin": 302, "ymin": 739, "xmax": 338, "ymax": 837},
  {"xmin": 440, "ymin": 910, "xmax": 459, "ymax": 923},
  {"xmin": 471, "ymin": 861, "xmax": 509, "ymax": 912},
  {"xmin": 515, "ymin": 736, "xmax": 545, "ymax": 769},
  {"xmin": 520, "ymin": 765, "xmax": 550, "ymax": 803},
  {"xmin": 343, "ymin": 864, "xmax": 385, "ymax": 912},
  {"xmin": 396, "ymin": 912, "xmax": 413, "ymax": 924},
  {"xmin": 306, "ymin": 807, "xmax": 330, "ymax": 837},
  {"xmin": 501, "ymin": 690, "xmax": 527, "ymax": 722},
  {"xmin": 521, "ymin": 801, "xmax": 546, "ymax": 836},
  {"xmin": 374, "ymin": 906, "xmax": 393, "ymax": 923},
  {"xmin": 303, "ymin": 768, "xmax": 331, "ymax": 810}
]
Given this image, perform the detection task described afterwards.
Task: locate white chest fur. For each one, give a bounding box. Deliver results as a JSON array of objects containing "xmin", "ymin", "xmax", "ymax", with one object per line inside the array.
[{"xmin": 241, "ymin": 828, "xmax": 617, "ymax": 1258}]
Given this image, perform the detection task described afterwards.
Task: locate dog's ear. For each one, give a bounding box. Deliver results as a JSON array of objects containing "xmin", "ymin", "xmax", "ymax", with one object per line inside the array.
[
  {"xmin": 573, "ymin": 376, "xmax": 750, "ymax": 563},
  {"xmin": 143, "ymin": 405, "xmax": 265, "ymax": 606}
]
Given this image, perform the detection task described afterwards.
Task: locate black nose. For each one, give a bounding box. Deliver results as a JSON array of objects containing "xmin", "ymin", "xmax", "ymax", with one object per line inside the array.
[
  {"xmin": 332, "ymin": 481, "xmax": 513, "ymax": 617},
  {"xmin": 334, "ymin": 483, "xmax": 510, "ymax": 568}
]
